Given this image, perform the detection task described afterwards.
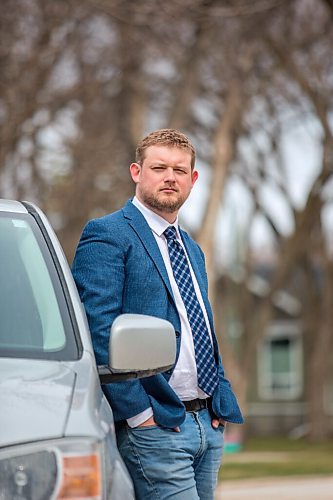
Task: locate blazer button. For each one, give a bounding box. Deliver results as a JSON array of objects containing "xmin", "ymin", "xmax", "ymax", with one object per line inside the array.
[{"xmin": 175, "ymin": 331, "xmax": 180, "ymax": 338}]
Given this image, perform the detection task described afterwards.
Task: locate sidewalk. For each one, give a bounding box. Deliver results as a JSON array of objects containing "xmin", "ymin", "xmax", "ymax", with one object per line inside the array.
[{"xmin": 216, "ymin": 475, "xmax": 333, "ymax": 499}]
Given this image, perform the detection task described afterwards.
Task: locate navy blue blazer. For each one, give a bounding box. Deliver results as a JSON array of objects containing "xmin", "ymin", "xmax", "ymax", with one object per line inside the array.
[{"xmin": 72, "ymin": 200, "xmax": 243, "ymax": 428}]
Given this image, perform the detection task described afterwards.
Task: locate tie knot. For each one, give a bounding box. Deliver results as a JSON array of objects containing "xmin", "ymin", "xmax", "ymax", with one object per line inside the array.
[{"xmin": 164, "ymin": 226, "xmax": 177, "ymax": 241}]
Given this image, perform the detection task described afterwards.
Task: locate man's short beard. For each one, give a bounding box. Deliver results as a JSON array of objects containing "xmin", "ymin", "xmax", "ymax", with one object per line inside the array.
[{"xmin": 141, "ymin": 192, "xmax": 185, "ymax": 214}]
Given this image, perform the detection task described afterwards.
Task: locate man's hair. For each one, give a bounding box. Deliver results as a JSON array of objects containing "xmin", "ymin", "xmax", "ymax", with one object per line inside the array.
[{"xmin": 135, "ymin": 128, "xmax": 196, "ymax": 169}]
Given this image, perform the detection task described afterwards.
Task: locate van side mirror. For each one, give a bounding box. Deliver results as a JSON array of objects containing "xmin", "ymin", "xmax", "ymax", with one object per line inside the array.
[{"xmin": 98, "ymin": 314, "xmax": 176, "ymax": 384}]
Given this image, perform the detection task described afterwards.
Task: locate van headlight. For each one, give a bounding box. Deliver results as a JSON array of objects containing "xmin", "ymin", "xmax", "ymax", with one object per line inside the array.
[{"xmin": 0, "ymin": 438, "xmax": 110, "ymax": 500}]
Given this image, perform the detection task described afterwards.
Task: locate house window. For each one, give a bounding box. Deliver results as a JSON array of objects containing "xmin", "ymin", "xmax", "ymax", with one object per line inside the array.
[{"xmin": 259, "ymin": 322, "xmax": 303, "ymax": 400}]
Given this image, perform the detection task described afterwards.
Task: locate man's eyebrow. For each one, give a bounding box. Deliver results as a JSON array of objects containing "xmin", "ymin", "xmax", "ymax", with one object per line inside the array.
[{"xmin": 151, "ymin": 162, "xmax": 190, "ymax": 170}]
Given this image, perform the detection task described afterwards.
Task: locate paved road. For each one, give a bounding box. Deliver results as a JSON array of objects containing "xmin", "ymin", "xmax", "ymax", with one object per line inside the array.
[{"xmin": 216, "ymin": 475, "xmax": 333, "ymax": 499}]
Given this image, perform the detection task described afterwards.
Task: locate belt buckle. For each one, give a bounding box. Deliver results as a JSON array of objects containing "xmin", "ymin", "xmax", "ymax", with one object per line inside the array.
[
  {"xmin": 200, "ymin": 399, "xmax": 208, "ymax": 410},
  {"xmin": 183, "ymin": 398, "xmax": 210, "ymax": 412}
]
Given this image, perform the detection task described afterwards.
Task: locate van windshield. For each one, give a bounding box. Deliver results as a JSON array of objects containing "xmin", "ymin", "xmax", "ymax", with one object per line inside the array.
[{"xmin": 0, "ymin": 213, "xmax": 79, "ymax": 360}]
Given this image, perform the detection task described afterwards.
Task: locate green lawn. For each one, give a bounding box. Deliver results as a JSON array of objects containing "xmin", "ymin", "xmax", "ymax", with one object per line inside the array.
[{"xmin": 219, "ymin": 437, "xmax": 333, "ymax": 481}]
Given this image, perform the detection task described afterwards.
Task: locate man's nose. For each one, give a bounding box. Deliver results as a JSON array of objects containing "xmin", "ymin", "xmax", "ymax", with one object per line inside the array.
[{"xmin": 164, "ymin": 167, "xmax": 176, "ymax": 182}]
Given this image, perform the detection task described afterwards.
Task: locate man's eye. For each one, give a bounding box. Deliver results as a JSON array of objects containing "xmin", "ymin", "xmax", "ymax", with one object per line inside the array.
[{"xmin": 175, "ymin": 169, "xmax": 187, "ymax": 174}]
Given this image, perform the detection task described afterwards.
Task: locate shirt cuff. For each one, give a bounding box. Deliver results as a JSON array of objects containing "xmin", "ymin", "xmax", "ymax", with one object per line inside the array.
[{"xmin": 126, "ymin": 407, "xmax": 154, "ymax": 428}]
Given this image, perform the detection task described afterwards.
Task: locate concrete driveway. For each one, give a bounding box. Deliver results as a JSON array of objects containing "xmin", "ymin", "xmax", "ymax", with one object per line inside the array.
[{"xmin": 216, "ymin": 475, "xmax": 333, "ymax": 499}]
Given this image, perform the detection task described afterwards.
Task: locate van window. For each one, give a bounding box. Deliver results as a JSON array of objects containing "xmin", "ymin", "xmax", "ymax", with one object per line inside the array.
[{"xmin": 0, "ymin": 214, "xmax": 78, "ymax": 360}]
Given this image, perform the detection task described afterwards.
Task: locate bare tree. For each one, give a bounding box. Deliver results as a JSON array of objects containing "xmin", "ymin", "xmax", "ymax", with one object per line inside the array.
[{"xmin": 1, "ymin": 0, "xmax": 333, "ymax": 440}]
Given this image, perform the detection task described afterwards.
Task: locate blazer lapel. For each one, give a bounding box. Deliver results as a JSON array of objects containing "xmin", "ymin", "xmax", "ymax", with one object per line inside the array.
[{"xmin": 122, "ymin": 201, "xmax": 176, "ymax": 304}]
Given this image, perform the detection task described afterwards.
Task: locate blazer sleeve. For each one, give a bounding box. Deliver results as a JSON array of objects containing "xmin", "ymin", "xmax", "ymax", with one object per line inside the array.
[{"xmin": 72, "ymin": 218, "xmax": 151, "ymax": 421}]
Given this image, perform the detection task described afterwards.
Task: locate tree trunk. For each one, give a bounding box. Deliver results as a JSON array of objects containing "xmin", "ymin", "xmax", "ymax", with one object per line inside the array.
[
  {"xmin": 307, "ymin": 261, "xmax": 333, "ymax": 441},
  {"xmin": 196, "ymin": 81, "xmax": 245, "ymax": 300}
]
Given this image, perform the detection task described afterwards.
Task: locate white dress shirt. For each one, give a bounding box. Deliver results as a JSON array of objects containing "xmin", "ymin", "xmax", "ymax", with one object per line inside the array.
[{"xmin": 127, "ymin": 197, "xmax": 213, "ymax": 427}]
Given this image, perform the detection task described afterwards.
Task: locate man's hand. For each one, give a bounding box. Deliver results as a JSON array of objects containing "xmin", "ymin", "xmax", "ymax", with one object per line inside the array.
[
  {"xmin": 138, "ymin": 416, "xmax": 157, "ymax": 427},
  {"xmin": 138, "ymin": 416, "xmax": 180, "ymax": 432},
  {"xmin": 211, "ymin": 418, "xmax": 226, "ymax": 429}
]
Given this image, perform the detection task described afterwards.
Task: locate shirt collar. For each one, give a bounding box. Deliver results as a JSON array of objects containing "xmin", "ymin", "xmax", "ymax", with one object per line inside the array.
[{"xmin": 132, "ymin": 196, "xmax": 180, "ymax": 238}]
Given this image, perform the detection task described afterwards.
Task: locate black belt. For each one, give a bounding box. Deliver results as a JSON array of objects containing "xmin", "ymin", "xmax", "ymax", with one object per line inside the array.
[{"xmin": 182, "ymin": 398, "xmax": 211, "ymax": 412}]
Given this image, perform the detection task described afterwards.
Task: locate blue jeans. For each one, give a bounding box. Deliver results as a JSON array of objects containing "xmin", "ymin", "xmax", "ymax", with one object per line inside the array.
[{"xmin": 116, "ymin": 408, "xmax": 224, "ymax": 500}]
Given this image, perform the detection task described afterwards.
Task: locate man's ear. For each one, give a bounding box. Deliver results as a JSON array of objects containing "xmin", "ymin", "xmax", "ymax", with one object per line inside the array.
[
  {"xmin": 130, "ymin": 162, "xmax": 141, "ymax": 183},
  {"xmin": 191, "ymin": 169, "xmax": 199, "ymax": 186}
]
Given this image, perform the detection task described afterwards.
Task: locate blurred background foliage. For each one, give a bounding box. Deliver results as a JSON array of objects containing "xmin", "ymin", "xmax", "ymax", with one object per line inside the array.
[{"xmin": 1, "ymin": 0, "xmax": 333, "ymax": 442}]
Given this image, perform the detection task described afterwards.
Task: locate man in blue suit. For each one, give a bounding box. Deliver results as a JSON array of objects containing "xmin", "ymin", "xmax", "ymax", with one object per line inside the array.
[{"xmin": 72, "ymin": 129, "xmax": 243, "ymax": 500}]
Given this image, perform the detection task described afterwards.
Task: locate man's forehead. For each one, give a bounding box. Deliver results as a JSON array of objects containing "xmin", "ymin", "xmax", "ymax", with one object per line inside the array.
[{"xmin": 143, "ymin": 144, "xmax": 192, "ymax": 164}]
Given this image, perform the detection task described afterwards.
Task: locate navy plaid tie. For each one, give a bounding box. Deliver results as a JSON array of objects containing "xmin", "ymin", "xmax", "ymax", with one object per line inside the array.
[{"xmin": 164, "ymin": 226, "xmax": 219, "ymax": 396}]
